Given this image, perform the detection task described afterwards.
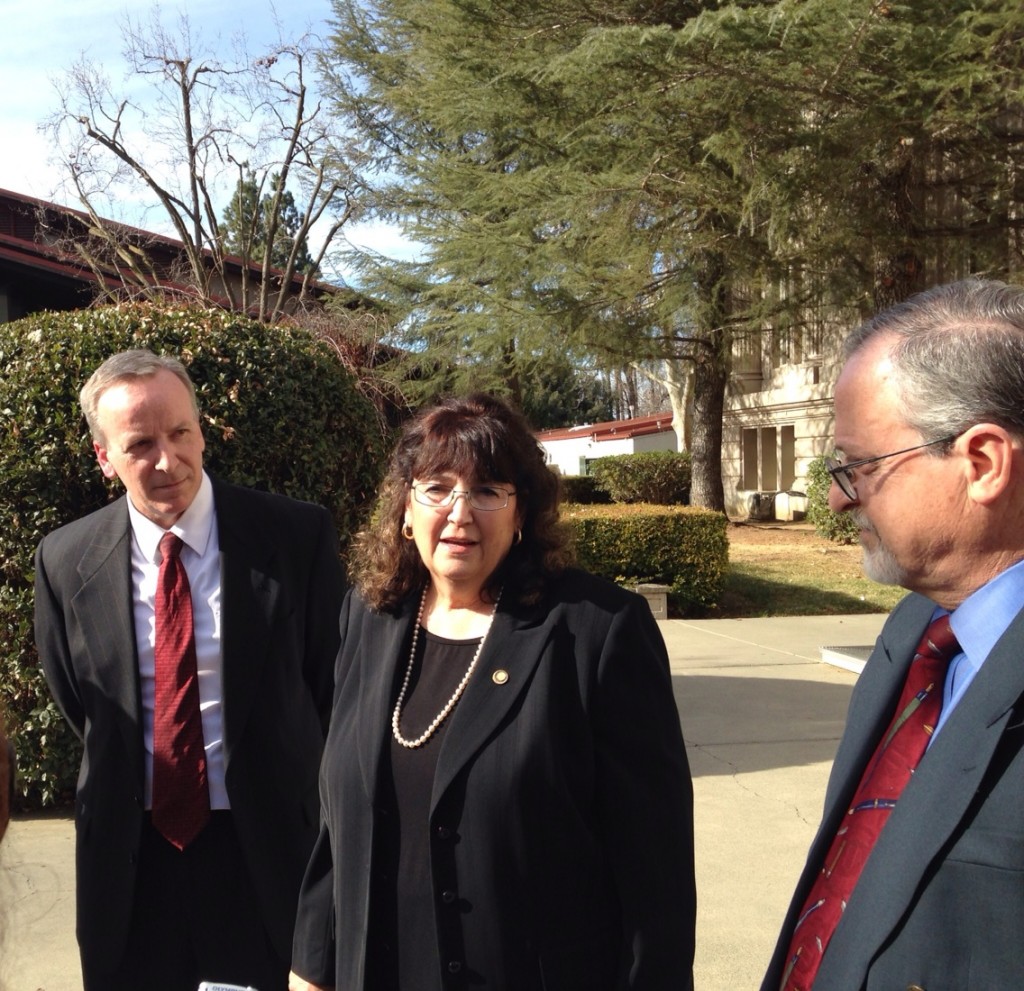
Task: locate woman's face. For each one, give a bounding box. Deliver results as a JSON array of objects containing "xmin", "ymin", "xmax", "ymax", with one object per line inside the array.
[{"xmin": 405, "ymin": 471, "xmax": 520, "ymax": 603}]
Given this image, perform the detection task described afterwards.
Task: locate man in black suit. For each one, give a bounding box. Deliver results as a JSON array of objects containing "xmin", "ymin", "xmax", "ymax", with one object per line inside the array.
[
  {"xmin": 762, "ymin": 279, "xmax": 1024, "ymax": 990},
  {"xmin": 34, "ymin": 349, "xmax": 345, "ymax": 991}
]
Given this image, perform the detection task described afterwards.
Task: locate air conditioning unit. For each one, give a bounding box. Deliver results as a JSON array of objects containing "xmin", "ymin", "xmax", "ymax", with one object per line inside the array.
[{"xmin": 747, "ymin": 491, "xmax": 777, "ymax": 521}]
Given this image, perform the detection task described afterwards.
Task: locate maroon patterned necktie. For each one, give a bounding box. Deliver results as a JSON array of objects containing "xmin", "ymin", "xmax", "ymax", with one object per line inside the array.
[
  {"xmin": 151, "ymin": 532, "xmax": 210, "ymax": 850},
  {"xmin": 780, "ymin": 614, "xmax": 961, "ymax": 991}
]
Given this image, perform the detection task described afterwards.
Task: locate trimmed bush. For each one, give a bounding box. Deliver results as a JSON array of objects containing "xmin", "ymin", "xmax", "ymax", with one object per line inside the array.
[
  {"xmin": 564, "ymin": 503, "xmax": 727, "ymax": 611},
  {"xmin": 558, "ymin": 474, "xmax": 611, "ymax": 505},
  {"xmin": 1, "ymin": 303, "xmax": 388, "ymax": 806},
  {"xmin": 590, "ymin": 450, "xmax": 691, "ymax": 504},
  {"xmin": 806, "ymin": 455, "xmax": 859, "ymax": 544}
]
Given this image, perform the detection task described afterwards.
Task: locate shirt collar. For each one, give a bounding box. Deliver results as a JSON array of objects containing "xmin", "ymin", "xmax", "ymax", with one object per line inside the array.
[
  {"xmin": 949, "ymin": 556, "xmax": 1024, "ymax": 665},
  {"xmin": 127, "ymin": 471, "xmax": 215, "ymax": 563}
]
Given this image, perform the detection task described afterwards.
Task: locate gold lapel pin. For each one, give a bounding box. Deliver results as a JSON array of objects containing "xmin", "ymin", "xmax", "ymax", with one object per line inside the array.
[{"xmin": 492, "ymin": 669, "xmax": 509, "ymax": 685}]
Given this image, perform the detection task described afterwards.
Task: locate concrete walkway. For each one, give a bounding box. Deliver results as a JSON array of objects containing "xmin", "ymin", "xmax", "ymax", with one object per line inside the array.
[{"xmin": 1, "ymin": 612, "xmax": 884, "ymax": 991}]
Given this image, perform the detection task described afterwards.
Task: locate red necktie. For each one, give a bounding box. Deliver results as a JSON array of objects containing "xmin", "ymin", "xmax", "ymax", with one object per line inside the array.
[
  {"xmin": 781, "ymin": 614, "xmax": 961, "ymax": 991},
  {"xmin": 151, "ymin": 532, "xmax": 210, "ymax": 850}
]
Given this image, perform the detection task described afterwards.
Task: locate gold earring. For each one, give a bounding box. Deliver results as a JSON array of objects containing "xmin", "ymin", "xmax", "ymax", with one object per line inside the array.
[{"xmin": 402, "ymin": 523, "xmax": 414, "ymax": 540}]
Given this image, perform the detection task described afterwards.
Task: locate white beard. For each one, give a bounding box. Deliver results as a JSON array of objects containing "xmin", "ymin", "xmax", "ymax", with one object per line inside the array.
[{"xmin": 851, "ymin": 512, "xmax": 906, "ymax": 587}]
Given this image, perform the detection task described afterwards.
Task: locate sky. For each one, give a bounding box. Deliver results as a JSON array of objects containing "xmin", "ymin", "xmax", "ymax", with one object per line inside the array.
[{"xmin": 0, "ymin": 0, "xmax": 413, "ymax": 279}]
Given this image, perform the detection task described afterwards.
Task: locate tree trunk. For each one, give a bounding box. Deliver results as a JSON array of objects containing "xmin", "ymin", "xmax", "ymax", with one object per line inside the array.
[
  {"xmin": 689, "ymin": 345, "xmax": 728, "ymax": 511},
  {"xmin": 872, "ymin": 150, "xmax": 925, "ymax": 310},
  {"xmin": 662, "ymin": 358, "xmax": 693, "ymax": 452},
  {"xmin": 636, "ymin": 358, "xmax": 693, "ymax": 451},
  {"xmin": 688, "ymin": 251, "xmax": 730, "ymax": 512},
  {"xmin": 874, "ymin": 247, "xmax": 925, "ymax": 310}
]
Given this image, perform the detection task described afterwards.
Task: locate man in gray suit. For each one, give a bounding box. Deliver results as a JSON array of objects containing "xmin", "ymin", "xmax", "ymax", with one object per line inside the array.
[
  {"xmin": 34, "ymin": 350, "xmax": 345, "ymax": 991},
  {"xmin": 762, "ymin": 278, "xmax": 1024, "ymax": 991}
]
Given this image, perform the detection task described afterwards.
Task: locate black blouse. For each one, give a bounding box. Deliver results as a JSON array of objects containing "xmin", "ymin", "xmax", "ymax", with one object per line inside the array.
[{"xmin": 369, "ymin": 629, "xmax": 481, "ymax": 991}]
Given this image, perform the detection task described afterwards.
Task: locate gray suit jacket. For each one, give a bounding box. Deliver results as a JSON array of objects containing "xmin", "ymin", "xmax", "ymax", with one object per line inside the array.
[
  {"xmin": 761, "ymin": 592, "xmax": 1024, "ymax": 991},
  {"xmin": 34, "ymin": 478, "xmax": 345, "ymax": 975},
  {"xmin": 292, "ymin": 569, "xmax": 696, "ymax": 990}
]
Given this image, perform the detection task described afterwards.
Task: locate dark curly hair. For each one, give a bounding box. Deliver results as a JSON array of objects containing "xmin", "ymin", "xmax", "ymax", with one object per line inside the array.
[{"xmin": 351, "ymin": 393, "xmax": 573, "ymax": 611}]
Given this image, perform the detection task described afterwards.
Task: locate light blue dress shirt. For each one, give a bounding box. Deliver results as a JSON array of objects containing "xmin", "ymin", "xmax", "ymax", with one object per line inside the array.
[{"xmin": 934, "ymin": 556, "xmax": 1024, "ymax": 739}]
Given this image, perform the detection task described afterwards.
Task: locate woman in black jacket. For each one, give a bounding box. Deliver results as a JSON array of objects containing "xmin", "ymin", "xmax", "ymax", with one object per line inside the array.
[{"xmin": 290, "ymin": 393, "xmax": 695, "ymax": 991}]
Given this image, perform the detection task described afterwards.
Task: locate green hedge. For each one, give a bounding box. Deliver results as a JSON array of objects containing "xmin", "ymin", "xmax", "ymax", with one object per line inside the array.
[
  {"xmin": 558, "ymin": 474, "xmax": 612, "ymax": 504},
  {"xmin": 589, "ymin": 450, "xmax": 691, "ymax": 504},
  {"xmin": 564, "ymin": 503, "xmax": 727, "ymax": 611},
  {"xmin": 806, "ymin": 455, "xmax": 859, "ymax": 544},
  {"xmin": 0, "ymin": 303, "xmax": 388, "ymax": 806}
]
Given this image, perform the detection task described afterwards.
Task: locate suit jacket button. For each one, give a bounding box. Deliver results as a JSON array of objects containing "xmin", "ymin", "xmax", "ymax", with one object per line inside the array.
[
  {"xmin": 441, "ymin": 889, "xmax": 457, "ymax": 904},
  {"xmin": 435, "ymin": 825, "xmax": 452, "ymax": 840},
  {"xmin": 447, "ymin": 960, "xmax": 463, "ymax": 974}
]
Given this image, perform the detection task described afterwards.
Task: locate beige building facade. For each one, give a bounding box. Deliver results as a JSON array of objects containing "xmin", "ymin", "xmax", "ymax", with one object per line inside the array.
[
  {"xmin": 538, "ymin": 321, "xmax": 849, "ymax": 521},
  {"xmin": 722, "ymin": 319, "xmax": 847, "ymax": 520}
]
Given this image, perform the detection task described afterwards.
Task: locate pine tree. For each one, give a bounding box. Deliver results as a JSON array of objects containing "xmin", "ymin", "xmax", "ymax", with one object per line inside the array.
[
  {"xmin": 323, "ymin": 0, "xmax": 1024, "ymax": 508},
  {"xmin": 222, "ymin": 170, "xmax": 318, "ymax": 275}
]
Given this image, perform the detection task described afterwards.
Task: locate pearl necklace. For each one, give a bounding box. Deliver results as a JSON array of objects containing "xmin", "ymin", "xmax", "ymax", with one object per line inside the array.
[{"xmin": 391, "ymin": 585, "xmax": 501, "ymax": 749}]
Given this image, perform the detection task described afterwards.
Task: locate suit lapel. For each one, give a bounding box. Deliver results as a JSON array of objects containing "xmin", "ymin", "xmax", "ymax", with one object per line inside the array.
[
  {"xmin": 818, "ymin": 596, "xmax": 935, "ymax": 829},
  {"xmin": 70, "ymin": 500, "xmax": 144, "ymax": 788},
  {"xmin": 355, "ymin": 600, "xmax": 415, "ymax": 802},
  {"xmin": 431, "ymin": 604, "xmax": 552, "ymax": 810},
  {"xmin": 352, "ymin": 594, "xmax": 561, "ymax": 812},
  {"xmin": 215, "ymin": 484, "xmax": 281, "ymax": 767},
  {"xmin": 817, "ymin": 602, "xmax": 1024, "ymax": 989}
]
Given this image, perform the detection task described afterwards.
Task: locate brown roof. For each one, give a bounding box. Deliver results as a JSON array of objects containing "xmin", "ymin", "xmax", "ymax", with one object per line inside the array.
[
  {"xmin": 0, "ymin": 187, "xmax": 362, "ymax": 317},
  {"xmin": 537, "ymin": 411, "xmax": 676, "ymax": 444}
]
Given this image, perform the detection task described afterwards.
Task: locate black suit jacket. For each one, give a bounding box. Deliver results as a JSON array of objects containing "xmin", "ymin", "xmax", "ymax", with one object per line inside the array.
[
  {"xmin": 34, "ymin": 478, "xmax": 345, "ymax": 976},
  {"xmin": 292, "ymin": 568, "xmax": 696, "ymax": 990},
  {"xmin": 761, "ymin": 592, "xmax": 1024, "ymax": 991}
]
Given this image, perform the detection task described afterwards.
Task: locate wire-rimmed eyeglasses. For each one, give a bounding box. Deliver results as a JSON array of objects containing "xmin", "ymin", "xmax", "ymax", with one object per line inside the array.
[
  {"xmin": 411, "ymin": 482, "xmax": 516, "ymax": 512},
  {"xmin": 825, "ymin": 435, "xmax": 957, "ymax": 501}
]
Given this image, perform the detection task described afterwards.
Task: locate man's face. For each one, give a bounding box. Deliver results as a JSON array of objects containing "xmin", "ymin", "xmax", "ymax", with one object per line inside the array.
[
  {"xmin": 93, "ymin": 369, "xmax": 205, "ymax": 528},
  {"xmin": 828, "ymin": 334, "xmax": 962, "ymax": 598}
]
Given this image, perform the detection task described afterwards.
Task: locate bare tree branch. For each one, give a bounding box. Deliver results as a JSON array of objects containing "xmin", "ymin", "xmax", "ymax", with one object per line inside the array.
[{"xmin": 44, "ymin": 9, "xmax": 361, "ymax": 322}]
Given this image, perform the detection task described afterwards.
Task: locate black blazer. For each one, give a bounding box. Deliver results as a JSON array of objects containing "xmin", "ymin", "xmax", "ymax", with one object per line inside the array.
[
  {"xmin": 292, "ymin": 568, "xmax": 696, "ymax": 990},
  {"xmin": 34, "ymin": 478, "xmax": 345, "ymax": 976},
  {"xmin": 761, "ymin": 592, "xmax": 1024, "ymax": 991}
]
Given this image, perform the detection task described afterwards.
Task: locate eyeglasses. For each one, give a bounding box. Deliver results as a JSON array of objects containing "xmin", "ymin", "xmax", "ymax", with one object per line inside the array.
[
  {"xmin": 411, "ymin": 482, "xmax": 516, "ymax": 512},
  {"xmin": 825, "ymin": 435, "xmax": 956, "ymax": 501}
]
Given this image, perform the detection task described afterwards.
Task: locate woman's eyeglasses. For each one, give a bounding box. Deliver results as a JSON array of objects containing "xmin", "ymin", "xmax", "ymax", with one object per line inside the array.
[{"xmin": 411, "ymin": 483, "xmax": 516, "ymax": 511}]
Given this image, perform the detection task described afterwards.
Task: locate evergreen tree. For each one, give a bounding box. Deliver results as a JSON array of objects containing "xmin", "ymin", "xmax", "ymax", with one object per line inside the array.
[
  {"xmin": 322, "ymin": 0, "xmax": 1024, "ymax": 508},
  {"xmin": 222, "ymin": 170, "xmax": 318, "ymax": 275},
  {"xmin": 324, "ymin": 0, "xmax": 762, "ymax": 508},
  {"xmin": 518, "ymin": 355, "xmax": 615, "ymax": 430}
]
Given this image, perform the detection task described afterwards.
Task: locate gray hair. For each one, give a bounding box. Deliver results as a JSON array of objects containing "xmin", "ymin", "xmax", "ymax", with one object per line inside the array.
[
  {"xmin": 80, "ymin": 349, "xmax": 199, "ymax": 443},
  {"xmin": 845, "ymin": 278, "xmax": 1024, "ymax": 444}
]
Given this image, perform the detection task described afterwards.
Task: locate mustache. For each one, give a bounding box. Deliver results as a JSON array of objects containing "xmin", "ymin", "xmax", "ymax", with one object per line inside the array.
[{"xmin": 849, "ymin": 512, "xmax": 875, "ymax": 536}]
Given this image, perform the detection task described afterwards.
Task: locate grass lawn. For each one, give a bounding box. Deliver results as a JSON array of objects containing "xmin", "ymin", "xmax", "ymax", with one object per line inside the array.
[{"xmin": 686, "ymin": 522, "xmax": 906, "ymax": 619}]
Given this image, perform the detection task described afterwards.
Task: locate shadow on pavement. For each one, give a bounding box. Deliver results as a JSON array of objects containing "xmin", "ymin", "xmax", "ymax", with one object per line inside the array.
[{"xmin": 673, "ymin": 673, "xmax": 854, "ymax": 777}]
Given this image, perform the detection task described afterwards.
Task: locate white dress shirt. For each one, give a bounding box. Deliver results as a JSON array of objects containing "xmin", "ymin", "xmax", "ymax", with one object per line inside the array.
[{"xmin": 128, "ymin": 472, "xmax": 229, "ymax": 810}]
